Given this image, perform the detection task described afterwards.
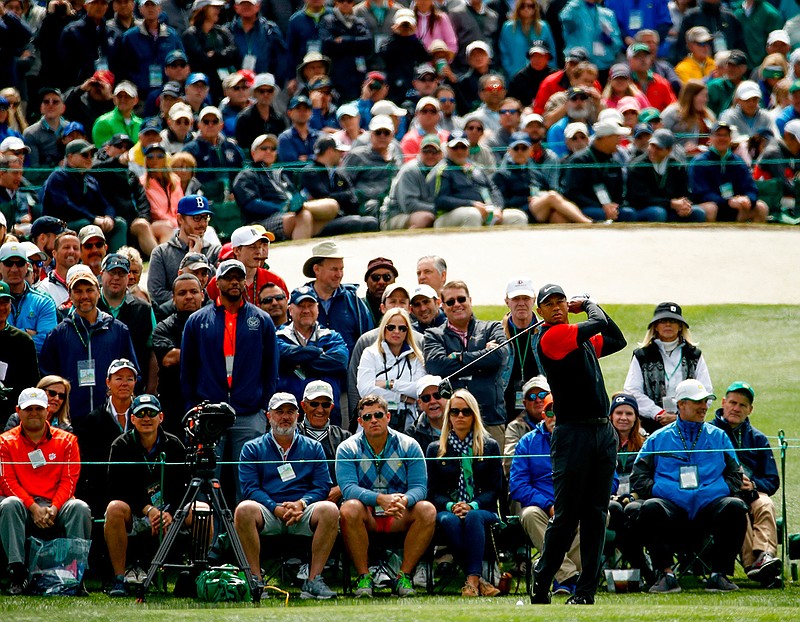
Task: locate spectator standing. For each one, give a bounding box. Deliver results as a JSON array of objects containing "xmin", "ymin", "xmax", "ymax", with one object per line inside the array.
[
  {"xmin": 235, "ymin": 73, "xmax": 287, "ymax": 152},
  {"xmin": 319, "ymin": 0, "xmax": 372, "ymax": 103},
  {"xmin": 286, "ymin": 0, "xmax": 332, "ymax": 74},
  {"xmin": 183, "ymin": 0, "xmax": 241, "ymax": 100},
  {"xmin": 91, "ymin": 81, "xmax": 142, "ymax": 149},
  {"xmin": 448, "ymin": 0, "xmax": 499, "ymax": 72},
  {"xmin": 57, "ymin": 0, "xmax": 117, "ymax": 89},
  {"xmin": 676, "ymin": 0, "xmax": 746, "ymax": 61},
  {"xmin": 22, "ymin": 87, "xmax": 67, "ymax": 185},
  {"xmin": 499, "ymin": 1, "xmax": 556, "ymax": 79},
  {"xmin": 559, "ymin": 0, "xmax": 622, "ymax": 73},
  {"xmin": 229, "ymin": 0, "xmax": 288, "ymax": 80},
  {"xmin": 63, "ymin": 71, "xmax": 115, "ymax": 134},
  {"xmin": 675, "ymin": 26, "xmax": 717, "ymax": 83}
]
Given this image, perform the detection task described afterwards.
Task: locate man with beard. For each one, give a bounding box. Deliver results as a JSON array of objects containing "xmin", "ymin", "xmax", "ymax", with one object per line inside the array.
[
  {"xmin": 152, "ymin": 274, "xmax": 204, "ymax": 436},
  {"xmin": 181, "ymin": 259, "xmax": 278, "ymax": 503},
  {"xmin": 361, "ymin": 257, "xmax": 397, "ymax": 327},
  {"xmin": 78, "ymin": 225, "xmax": 107, "ymax": 277},
  {"xmin": 37, "ymin": 231, "xmax": 81, "ymax": 307},
  {"xmin": 545, "ymin": 86, "xmax": 594, "ymax": 158}
]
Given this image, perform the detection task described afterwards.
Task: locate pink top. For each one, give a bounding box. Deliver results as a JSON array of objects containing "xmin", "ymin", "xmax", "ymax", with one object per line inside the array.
[
  {"xmin": 602, "ymin": 92, "xmax": 651, "ymax": 112},
  {"xmin": 415, "ymin": 11, "xmax": 458, "ymax": 54},
  {"xmin": 141, "ymin": 173, "xmax": 184, "ymax": 227},
  {"xmin": 400, "ymin": 126, "xmax": 450, "ymax": 162}
]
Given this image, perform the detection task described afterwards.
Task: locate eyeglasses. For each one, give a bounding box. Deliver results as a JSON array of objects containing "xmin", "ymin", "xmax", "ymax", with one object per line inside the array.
[
  {"xmin": 168, "ymin": 61, "xmax": 188, "ymax": 69},
  {"xmin": 526, "ymin": 391, "xmax": 550, "ymax": 401},
  {"xmin": 444, "ymin": 295, "xmax": 468, "ymax": 307},
  {"xmin": 419, "ymin": 392, "xmax": 441, "ymax": 403},
  {"xmin": 512, "ymin": 144, "xmax": 530, "ymax": 151},
  {"xmin": 132, "ymin": 410, "xmax": 160, "ymax": 419},
  {"xmin": 500, "ymin": 108, "xmax": 520, "ymax": 115},
  {"xmin": 258, "ymin": 145, "xmax": 277, "ymax": 152},
  {"xmin": 308, "ymin": 401, "xmax": 333, "ymax": 409},
  {"xmin": 570, "ymin": 94, "xmax": 589, "ymax": 101},
  {"xmin": 449, "ymin": 407, "xmax": 474, "ymax": 417},
  {"xmin": 2, "ymin": 258, "xmax": 27, "ymax": 268},
  {"xmin": 201, "ymin": 118, "xmax": 220, "ymax": 125},
  {"xmin": 439, "ymin": 97, "xmax": 456, "ymax": 104},
  {"xmin": 465, "ymin": 125, "xmax": 483, "ymax": 131},
  {"xmin": 82, "ymin": 241, "xmax": 105, "ymax": 249},
  {"xmin": 369, "ymin": 273, "xmax": 393, "ymax": 283},
  {"xmin": 255, "ymin": 87, "xmax": 275, "ymax": 95},
  {"xmin": 189, "ymin": 214, "xmax": 211, "ymax": 222},
  {"xmin": 259, "ymin": 294, "xmax": 286, "ymax": 304},
  {"xmin": 418, "ymin": 76, "xmax": 437, "ymax": 83},
  {"xmin": 46, "ymin": 389, "xmax": 67, "ymax": 400},
  {"xmin": 360, "ymin": 411, "xmax": 386, "ymax": 422},
  {"xmin": 231, "ymin": 85, "xmax": 249, "ymax": 91},
  {"xmin": 373, "ymin": 129, "xmax": 392, "ymax": 137},
  {"xmin": 42, "ymin": 99, "xmax": 62, "ymax": 105},
  {"xmin": 173, "ymin": 118, "xmax": 192, "ymax": 125},
  {"xmin": 385, "ymin": 324, "xmax": 408, "ymax": 333}
]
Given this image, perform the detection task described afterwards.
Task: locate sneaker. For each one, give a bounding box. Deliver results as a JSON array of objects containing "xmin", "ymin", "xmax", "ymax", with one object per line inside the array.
[
  {"xmin": 300, "ymin": 576, "xmax": 336, "ymax": 600},
  {"xmin": 393, "ymin": 572, "xmax": 416, "ymax": 597},
  {"xmin": 124, "ymin": 566, "xmax": 146, "ymax": 585},
  {"xmin": 746, "ymin": 552, "xmax": 782, "ymax": 582},
  {"xmin": 296, "ymin": 563, "xmax": 310, "ymax": 581},
  {"xmin": 565, "ymin": 594, "xmax": 595, "ymax": 605},
  {"xmin": 648, "ymin": 571, "xmax": 681, "ymax": 594},
  {"xmin": 7, "ymin": 563, "xmax": 28, "ymax": 596},
  {"xmin": 478, "ymin": 577, "xmax": 501, "ymax": 597},
  {"xmin": 108, "ymin": 576, "xmax": 128, "ymax": 597},
  {"xmin": 354, "ymin": 573, "xmax": 374, "ymax": 598},
  {"xmin": 552, "ymin": 579, "xmax": 574, "ymax": 595},
  {"xmin": 705, "ymin": 573, "xmax": 739, "ymax": 592},
  {"xmin": 461, "ymin": 581, "xmax": 479, "ymax": 597},
  {"xmin": 412, "ymin": 564, "xmax": 428, "ymax": 589},
  {"xmin": 370, "ymin": 565, "xmax": 392, "ymax": 588}
]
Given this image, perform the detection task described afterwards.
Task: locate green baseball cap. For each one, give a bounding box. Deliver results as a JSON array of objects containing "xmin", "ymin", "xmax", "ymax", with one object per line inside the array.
[
  {"xmin": 0, "ymin": 280, "xmax": 12, "ymax": 300},
  {"xmin": 639, "ymin": 107, "xmax": 661, "ymax": 124},
  {"xmin": 789, "ymin": 79, "xmax": 800, "ymax": 94},
  {"xmin": 726, "ymin": 381, "xmax": 754, "ymax": 402}
]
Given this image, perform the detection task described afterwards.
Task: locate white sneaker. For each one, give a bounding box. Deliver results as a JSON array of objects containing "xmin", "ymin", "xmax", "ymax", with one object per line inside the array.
[
  {"xmin": 412, "ymin": 565, "xmax": 429, "ymax": 589},
  {"xmin": 296, "ymin": 563, "xmax": 309, "ymax": 581},
  {"xmin": 371, "ymin": 566, "xmax": 392, "ymax": 588}
]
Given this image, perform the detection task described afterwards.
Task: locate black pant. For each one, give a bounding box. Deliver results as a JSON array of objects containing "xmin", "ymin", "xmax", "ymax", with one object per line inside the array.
[
  {"xmin": 533, "ymin": 420, "xmax": 617, "ymax": 597},
  {"xmin": 638, "ymin": 496, "xmax": 748, "ymax": 576}
]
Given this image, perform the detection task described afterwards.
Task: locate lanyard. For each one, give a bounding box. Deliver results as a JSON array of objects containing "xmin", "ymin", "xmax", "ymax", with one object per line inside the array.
[
  {"xmin": 676, "ymin": 422, "xmax": 703, "ymax": 454},
  {"xmin": 510, "ymin": 320, "xmax": 532, "ymax": 380},
  {"xmin": 72, "ymin": 315, "xmax": 93, "ymax": 350},
  {"xmin": 663, "ymin": 352, "xmax": 684, "ymax": 384}
]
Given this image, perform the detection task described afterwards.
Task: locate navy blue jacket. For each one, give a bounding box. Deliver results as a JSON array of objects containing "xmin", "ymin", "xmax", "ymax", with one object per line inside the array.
[
  {"xmin": 286, "ymin": 8, "xmax": 332, "ymax": 73},
  {"xmin": 711, "ymin": 410, "xmax": 779, "ymax": 496},
  {"xmin": 41, "ymin": 168, "xmax": 115, "ymax": 223},
  {"xmin": 319, "ymin": 12, "xmax": 372, "ymax": 102},
  {"xmin": 0, "ymin": 13, "xmax": 32, "ymax": 90},
  {"xmin": 232, "ymin": 163, "xmax": 294, "ymax": 221},
  {"xmin": 182, "ymin": 135, "xmax": 244, "ymax": 190},
  {"xmin": 304, "ymin": 281, "xmax": 373, "ymax": 356},
  {"xmin": 689, "ymin": 148, "xmax": 758, "ymax": 207},
  {"xmin": 180, "ymin": 300, "xmax": 278, "ymax": 415},
  {"xmin": 113, "ymin": 23, "xmax": 185, "ymax": 98},
  {"xmin": 229, "ymin": 16, "xmax": 289, "ymax": 84},
  {"xmin": 58, "ymin": 15, "xmax": 119, "ymax": 88},
  {"xmin": 426, "ymin": 435, "xmax": 502, "ymax": 512}
]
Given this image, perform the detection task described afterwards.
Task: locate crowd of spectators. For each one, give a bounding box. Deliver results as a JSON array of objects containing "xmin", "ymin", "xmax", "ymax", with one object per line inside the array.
[
  {"xmin": 0, "ymin": 228, "xmax": 783, "ymax": 599},
  {"xmin": 3, "ymin": 0, "xmax": 800, "ymax": 250}
]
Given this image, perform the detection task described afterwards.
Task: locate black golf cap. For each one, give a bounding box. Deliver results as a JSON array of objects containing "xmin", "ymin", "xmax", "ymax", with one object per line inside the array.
[{"xmin": 537, "ymin": 283, "xmax": 566, "ymax": 306}]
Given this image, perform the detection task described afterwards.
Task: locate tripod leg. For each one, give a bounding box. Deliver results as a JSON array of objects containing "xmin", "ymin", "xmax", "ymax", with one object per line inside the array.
[
  {"xmin": 137, "ymin": 478, "xmax": 203, "ymax": 602},
  {"xmin": 206, "ymin": 479, "xmax": 262, "ymax": 603}
]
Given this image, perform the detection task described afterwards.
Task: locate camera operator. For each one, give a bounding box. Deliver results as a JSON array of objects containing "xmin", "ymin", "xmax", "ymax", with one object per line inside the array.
[
  {"xmin": 181, "ymin": 259, "xmax": 279, "ymax": 505},
  {"xmin": 104, "ymin": 395, "xmax": 208, "ymax": 597}
]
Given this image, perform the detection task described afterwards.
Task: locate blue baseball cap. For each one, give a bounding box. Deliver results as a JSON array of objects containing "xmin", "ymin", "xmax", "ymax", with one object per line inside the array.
[
  {"xmin": 290, "ymin": 285, "xmax": 318, "ymax": 305},
  {"xmin": 102, "ymin": 253, "xmax": 131, "ymax": 273},
  {"xmin": 139, "ymin": 117, "xmax": 162, "ymax": 135},
  {"xmin": 62, "ymin": 121, "xmax": 85, "ymax": 137},
  {"xmin": 509, "ymin": 131, "xmax": 531, "ymax": 148},
  {"xmin": 178, "ymin": 194, "xmax": 212, "ymax": 216},
  {"xmin": 186, "ymin": 73, "xmax": 209, "ymax": 87},
  {"xmin": 288, "ymin": 95, "xmax": 311, "ymax": 110},
  {"xmin": 165, "ymin": 49, "xmax": 188, "ymax": 66}
]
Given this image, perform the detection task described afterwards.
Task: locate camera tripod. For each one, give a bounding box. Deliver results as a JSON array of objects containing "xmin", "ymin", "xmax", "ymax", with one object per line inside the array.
[{"xmin": 136, "ymin": 451, "xmax": 261, "ymax": 604}]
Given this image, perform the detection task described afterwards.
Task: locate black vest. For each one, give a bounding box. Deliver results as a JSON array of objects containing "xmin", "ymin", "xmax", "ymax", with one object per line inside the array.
[{"xmin": 633, "ymin": 341, "xmax": 702, "ymax": 408}]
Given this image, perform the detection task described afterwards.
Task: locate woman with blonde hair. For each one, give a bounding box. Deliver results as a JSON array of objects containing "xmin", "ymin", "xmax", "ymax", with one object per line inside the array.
[
  {"xmin": 170, "ymin": 151, "xmax": 202, "ymax": 195},
  {"xmin": 426, "ymin": 389, "xmax": 502, "ymax": 597},
  {"xmin": 116, "ymin": 246, "xmax": 151, "ymax": 304},
  {"xmin": 4, "ymin": 376, "xmax": 72, "ymax": 432},
  {"xmin": 623, "ymin": 302, "xmax": 711, "ymax": 434},
  {"xmin": 499, "ymin": 0, "xmax": 557, "ymax": 77},
  {"xmin": 357, "ymin": 307, "xmax": 426, "ymax": 432},
  {"xmin": 661, "ymin": 79, "xmax": 715, "ymax": 154},
  {"xmin": 0, "ymin": 87, "xmax": 27, "ymax": 134},
  {"xmin": 140, "ymin": 143, "xmax": 184, "ymax": 246}
]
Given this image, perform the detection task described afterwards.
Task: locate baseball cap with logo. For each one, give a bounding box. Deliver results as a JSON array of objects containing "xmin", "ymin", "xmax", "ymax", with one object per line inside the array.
[
  {"xmin": 0, "ymin": 242, "xmax": 28, "ymax": 262},
  {"xmin": 179, "ymin": 252, "xmax": 212, "ymax": 271},
  {"xmin": 536, "ymin": 283, "xmax": 566, "ymax": 306},
  {"xmin": 66, "ymin": 264, "xmax": 99, "ymax": 290},
  {"xmin": 18, "ymin": 387, "xmax": 48, "ymax": 410},
  {"xmin": 65, "ymin": 139, "xmax": 96, "ymax": 156},
  {"xmin": 132, "ymin": 394, "xmax": 162, "ymax": 416},
  {"xmin": 416, "ymin": 374, "xmax": 442, "ymax": 398},
  {"xmin": 107, "ymin": 358, "xmax": 138, "ymax": 378},
  {"xmin": 303, "ymin": 380, "xmax": 334, "ymax": 401},
  {"xmin": 522, "ymin": 375, "xmax": 550, "ymax": 395},
  {"xmin": 410, "ymin": 284, "xmax": 438, "ymax": 301},
  {"xmin": 291, "ymin": 285, "xmax": 318, "ymax": 305},
  {"xmin": 231, "ymin": 225, "xmax": 274, "ymax": 247},
  {"xmin": 216, "ymin": 259, "xmax": 246, "ymax": 279},
  {"xmin": 78, "ymin": 224, "xmax": 106, "ymax": 245},
  {"xmin": 102, "ymin": 253, "xmax": 131, "ymax": 273},
  {"xmin": 564, "ymin": 47, "xmax": 589, "ymax": 63},
  {"xmin": 0, "ymin": 280, "xmax": 12, "ymax": 300},
  {"xmin": 114, "ymin": 81, "xmax": 138, "ymax": 98},
  {"xmin": 186, "ymin": 73, "xmax": 210, "ymax": 87},
  {"xmin": 505, "ymin": 277, "xmax": 536, "ymax": 299},
  {"xmin": 268, "ymin": 392, "xmax": 298, "ymax": 410},
  {"xmin": 178, "ymin": 194, "xmax": 212, "ymax": 216},
  {"xmin": 726, "ymin": 381, "xmax": 755, "ymax": 403},
  {"xmin": 381, "ymin": 283, "xmax": 410, "ymax": 303},
  {"xmin": 674, "ymin": 379, "xmax": 716, "ymax": 403}
]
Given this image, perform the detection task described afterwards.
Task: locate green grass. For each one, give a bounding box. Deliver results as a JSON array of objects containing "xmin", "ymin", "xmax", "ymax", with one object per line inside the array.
[{"xmin": 5, "ymin": 304, "xmax": 800, "ymax": 618}]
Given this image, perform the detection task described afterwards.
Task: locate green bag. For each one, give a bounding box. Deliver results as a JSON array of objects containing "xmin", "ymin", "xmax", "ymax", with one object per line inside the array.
[{"xmin": 195, "ymin": 564, "xmax": 251, "ymax": 602}]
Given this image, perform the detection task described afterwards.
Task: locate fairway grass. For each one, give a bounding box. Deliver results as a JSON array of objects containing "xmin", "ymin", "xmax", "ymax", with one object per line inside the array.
[{"xmin": 4, "ymin": 304, "xmax": 800, "ymax": 618}]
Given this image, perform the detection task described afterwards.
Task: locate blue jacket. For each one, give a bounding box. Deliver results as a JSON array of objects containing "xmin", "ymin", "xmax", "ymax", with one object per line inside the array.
[
  {"xmin": 688, "ymin": 148, "xmax": 758, "ymax": 207},
  {"xmin": 229, "ymin": 16, "xmax": 289, "ymax": 84},
  {"xmin": 559, "ymin": 0, "xmax": 623, "ymax": 70},
  {"xmin": 632, "ymin": 417, "xmax": 743, "ymax": 519},
  {"xmin": 776, "ymin": 105, "xmax": 800, "ymax": 136},
  {"xmin": 604, "ymin": 0, "xmax": 672, "ymax": 44},
  {"xmin": 508, "ymin": 422, "xmax": 555, "ymax": 511},
  {"xmin": 286, "ymin": 8, "xmax": 332, "ymax": 73},
  {"xmin": 113, "ymin": 23, "xmax": 185, "ymax": 98},
  {"xmin": 498, "ymin": 20, "xmax": 556, "ymax": 78},
  {"xmin": 58, "ymin": 15, "xmax": 119, "ymax": 87},
  {"xmin": 239, "ymin": 432, "xmax": 332, "ymax": 512},
  {"xmin": 304, "ymin": 281, "xmax": 373, "ymax": 356},
  {"xmin": 336, "ymin": 427, "xmax": 427, "ymax": 508},
  {"xmin": 182, "ymin": 135, "xmax": 244, "ymax": 188},
  {"xmin": 41, "ymin": 168, "xmax": 115, "ymax": 223},
  {"xmin": 710, "ymin": 410, "xmax": 779, "ymax": 496},
  {"xmin": 276, "ymin": 322, "xmax": 349, "ymax": 424},
  {"xmin": 39, "ymin": 310, "xmax": 138, "ymax": 420},
  {"xmin": 8, "ymin": 282, "xmax": 58, "ymax": 353},
  {"xmin": 180, "ymin": 300, "xmax": 278, "ymax": 415},
  {"xmin": 277, "ymin": 126, "xmax": 320, "ymax": 165}
]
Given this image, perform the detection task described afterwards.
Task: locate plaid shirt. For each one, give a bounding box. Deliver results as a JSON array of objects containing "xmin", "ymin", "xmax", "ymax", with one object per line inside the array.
[{"xmin": 336, "ymin": 428, "xmax": 427, "ymax": 508}]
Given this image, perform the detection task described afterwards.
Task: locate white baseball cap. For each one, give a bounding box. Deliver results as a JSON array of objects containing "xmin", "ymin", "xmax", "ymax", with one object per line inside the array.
[
  {"xmin": 268, "ymin": 392, "xmax": 298, "ymax": 410},
  {"xmin": 735, "ymin": 81, "xmax": 761, "ymax": 101},
  {"xmin": 18, "ymin": 387, "xmax": 48, "ymax": 409},
  {"xmin": 522, "ymin": 375, "xmax": 550, "ymax": 395},
  {"xmin": 466, "ymin": 41, "xmax": 492, "ymax": 58},
  {"xmin": 674, "ymin": 379, "xmax": 716, "ymax": 403},
  {"xmin": 410, "ymin": 284, "xmax": 438, "ymax": 301},
  {"xmin": 113, "ymin": 81, "xmax": 138, "ymax": 98},
  {"xmin": 369, "ymin": 114, "xmax": 395, "ymax": 132},
  {"xmin": 767, "ymin": 30, "xmax": 790, "ymax": 47},
  {"xmin": 505, "ymin": 277, "xmax": 536, "ymax": 299},
  {"xmin": 230, "ymin": 225, "xmax": 274, "ymax": 248},
  {"xmin": 303, "ymin": 380, "xmax": 334, "ymax": 401},
  {"xmin": 169, "ymin": 102, "xmax": 194, "ymax": 121},
  {"xmin": 416, "ymin": 375, "xmax": 443, "ymax": 398},
  {"xmin": 592, "ymin": 119, "xmax": 631, "ymax": 138},
  {"xmin": 371, "ymin": 100, "xmax": 406, "ymax": 117},
  {"xmin": 784, "ymin": 119, "xmax": 800, "ymax": 140}
]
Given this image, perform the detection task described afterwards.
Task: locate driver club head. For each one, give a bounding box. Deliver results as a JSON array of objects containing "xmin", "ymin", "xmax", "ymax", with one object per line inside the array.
[{"xmin": 438, "ymin": 378, "xmax": 453, "ymax": 400}]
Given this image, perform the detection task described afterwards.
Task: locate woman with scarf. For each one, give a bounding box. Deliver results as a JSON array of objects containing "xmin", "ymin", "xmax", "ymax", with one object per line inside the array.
[
  {"xmin": 426, "ymin": 389, "xmax": 502, "ymax": 597},
  {"xmin": 624, "ymin": 302, "xmax": 712, "ymax": 434}
]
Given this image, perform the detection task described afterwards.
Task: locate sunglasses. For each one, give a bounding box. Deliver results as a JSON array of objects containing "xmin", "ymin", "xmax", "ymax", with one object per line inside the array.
[
  {"xmin": 132, "ymin": 410, "xmax": 160, "ymax": 419},
  {"xmin": 82, "ymin": 241, "xmax": 105, "ymax": 249},
  {"xmin": 418, "ymin": 76, "xmax": 437, "ymax": 83},
  {"xmin": 360, "ymin": 411, "xmax": 386, "ymax": 422},
  {"xmin": 168, "ymin": 61, "xmax": 188, "ymax": 68},
  {"xmin": 419, "ymin": 107, "xmax": 438, "ymax": 114},
  {"xmin": 465, "ymin": 125, "xmax": 483, "ymax": 131},
  {"xmin": 444, "ymin": 295, "xmax": 468, "ymax": 307},
  {"xmin": 2, "ymin": 258, "xmax": 27, "ymax": 268},
  {"xmin": 369, "ymin": 273, "xmax": 393, "ymax": 283},
  {"xmin": 500, "ymin": 108, "xmax": 520, "ymax": 115},
  {"xmin": 512, "ymin": 144, "xmax": 530, "ymax": 151},
  {"xmin": 146, "ymin": 152, "xmax": 166, "ymax": 159},
  {"xmin": 308, "ymin": 401, "xmax": 333, "ymax": 409},
  {"xmin": 421, "ymin": 147, "xmax": 440, "ymax": 155},
  {"xmin": 373, "ymin": 129, "xmax": 392, "ymax": 137},
  {"xmin": 526, "ymin": 391, "xmax": 550, "ymax": 401},
  {"xmin": 385, "ymin": 324, "xmax": 408, "ymax": 333},
  {"xmin": 255, "ymin": 87, "xmax": 275, "ymax": 95},
  {"xmin": 46, "ymin": 389, "xmax": 67, "ymax": 400},
  {"xmin": 42, "ymin": 99, "xmax": 62, "ymax": 105},
  {"xmin": 449, "ymin": 407, "xmax": 474, "ymax": 417},
  {"xmin": 173, "ymin": 118, "xmax": 192, "ymax": 125},
  {"xmin": 201, "ymin": 118, "xmax": 220, "ymax": 125},
  {"xmin": 259, "ymin": 294, "xmax": 286, "ymax": 304},
  {"xmin": 439, "ymin": 97, "xmax": 456, "ymax": 104},
  {"xmin": 231, "ymin": 85, "xmax": 249, "ymax": 91},
  {"xmin": 419, "ymin": 392, "xmax": 441, "ymax": 403},
  {"xmin": 570, "ymin": 94, "xmax": 589, "ymax": 101},
  {"xmin": 258, "ymin": 145, "xmax": 277, "ymax": 151}
]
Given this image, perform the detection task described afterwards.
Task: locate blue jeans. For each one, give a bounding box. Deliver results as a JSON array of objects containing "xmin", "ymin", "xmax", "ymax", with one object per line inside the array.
[
  {"xmin": 634, "ymin": 205, "xmax": 706, "ymax": 222},
  {"xmin": 667, "ymin": 205, "xmax": 706, "ymax": 222},
  {"xmin": 581, "ymin": 206, "xmax": 637, "ymax": 222},
  {"xmin": 436, "ymin": 509, "xmax": 498, "ymax": 576}
]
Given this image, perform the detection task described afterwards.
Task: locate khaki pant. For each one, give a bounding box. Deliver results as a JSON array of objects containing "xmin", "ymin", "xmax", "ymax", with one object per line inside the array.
[
  {"xmin": 520, "ymin": 505, "xmax": 581, "ymax": 583},
  {"xmin": 485, "ymin": 424, "xmax": 506, "ymax": 455},
  {"xmin": 434, "ymin": 207, "xmax": 530, "ymax": 228},
  {"xmin": 386, "ymin": 214, "xmax": 412, "ymax": 230},
  {"xmin": 742, "ymin": 492, "xmax": 778, "ymax": 567}
]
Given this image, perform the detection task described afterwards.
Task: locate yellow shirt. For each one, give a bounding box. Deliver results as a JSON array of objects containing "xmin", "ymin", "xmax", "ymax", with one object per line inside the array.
[{"xmin": 675, "ymin": 55, "xmax": 716, "ymax": 84}]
